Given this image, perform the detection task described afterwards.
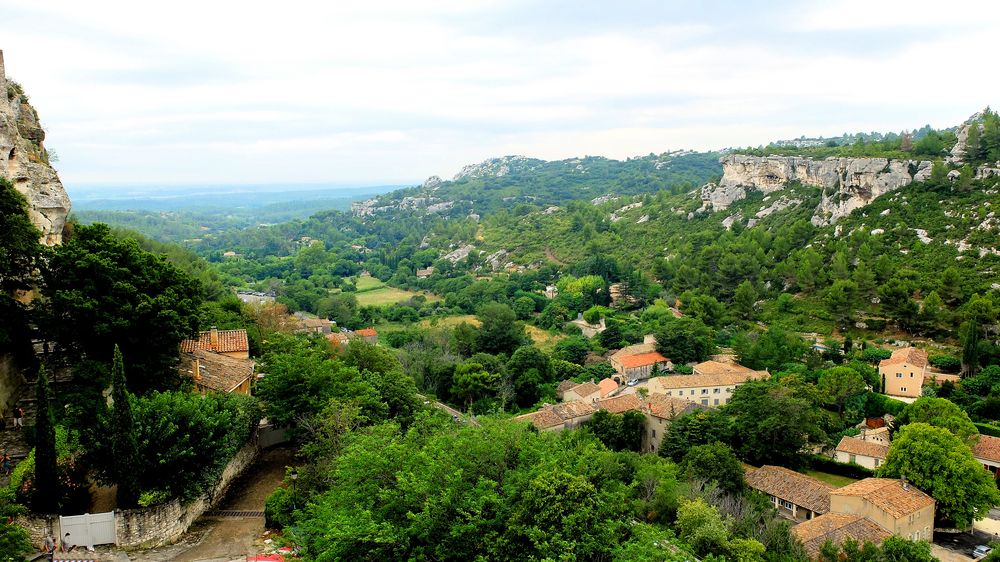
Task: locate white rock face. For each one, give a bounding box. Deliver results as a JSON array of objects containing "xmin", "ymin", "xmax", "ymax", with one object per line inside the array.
[
  {"xmin": 0, "ymin": 50, "xmax": 71, "ymax": 245},
  {"xmin": 698, "ymin": 154, "xmax": 932, "ymax": 227}
]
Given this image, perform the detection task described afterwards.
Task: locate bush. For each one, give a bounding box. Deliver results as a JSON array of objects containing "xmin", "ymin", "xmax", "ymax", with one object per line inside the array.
[
  {"xmin": 805, "ymin": 454, "xmax": 874, "ymax": 480},
  {"xmin": 861, "ymin": 347, "xmax": 892, "ymax": 363},
  {"xmin": 930, "ymin": 354, "xmax": 962, "ymax": 373},
  {"xmin": 265, "ymin": 486, "xmax": 295, "ymax": 529},
  {"xmin": 138, "ymin": 489, "xmax": 171, "ymax": 507},
  {"xmin": 975, "ymin": 423, "xmax": 1000, "ymax": 438}
]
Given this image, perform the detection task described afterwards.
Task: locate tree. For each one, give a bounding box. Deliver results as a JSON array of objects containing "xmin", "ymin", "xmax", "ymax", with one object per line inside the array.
[
  {"xmin": 451, "ymin": 362, "xmax": 500, "ymax": 411},
  {"xmin": 475, "ymin": 303, "xmax": 525, "ymax": 355},
  {"xmin": 0, "ymin": 178, "xmax": 45, "ymax": 358},
  {"xmin": 732, "ymin": 281, "xmax": 758, "ymax": 321},
  {"xmin": 726, "ymin": 381, "xmax": 824, "ymax": 468},
  {"xmin": 917, "ymin": 291, "xmax": 945, "ymax": 335},
  {"xmin": 110, "ymin": 346, "xmax": 141, "ymax": 508},
  {"xmin": 675, "ymin": 498, "xmax": 730, "ymax": 556},
  {"xmin": 658, "ymin": 409, "xmax": 732, "ymax": 462},
  {"xmin": 654, "ymin": 316, "xmax": 715, "ymax": 364},
  {"xmin": 825, "ymin": 280, "xmax": 858, "ymax": 326},
  {"xmin": 733, "ymin": 328, "xmax": 807, "ymax": 372},
  {"xmin": 895, "ymin": 397, "xmax": 978, "ymax": 443},
  {"xmin": 553, "ymin": 336, "xmax": 591, "ymax": 366},
  {"xmin": 879, "ymin": 423, "xmax": 1000, "ymax": 527},
  {"xmin": 680, "ymin": 442, "xmax": 745, "ymax": 494},
  {"xmin": 42, "ymin": 224, "xmax": 203, "ymax": 393},
  {"xmin": 587, "ymin": 410, "xmax": 644, "ymax": 452},
  {"xmin": 512, "ymin": 296, "xmax": 536, "ymax": 320},
  {"xmin": 33, "ymin": 365, "xmax": 59, "ymax": 512},
  {"xmin": 817, "ymin": 367, "xmax": 867, "ymax": 419},
  {"xmin": 508, "ymin": 346, "xmax": 552, "ymax": 407}
]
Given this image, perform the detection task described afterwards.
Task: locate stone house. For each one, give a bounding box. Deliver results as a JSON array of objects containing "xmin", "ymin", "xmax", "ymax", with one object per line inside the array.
[
  {"xmin": 515, "ymin": 401, "xmax": 595, "ymax": 432},
  {"xmin": 355, "ymin": 327, "xmax": 379, "ymax": 345},
  {"xmin": 645, "ymin": 369, "xmax": 769, "ymax": 407},
  {"xmin": 612, "ymin": 351, "xmax": 672, "ymax": 383},
  {"xmin": 563, "ymin": 382, "xmax": 601, "ymax": 403},
  {"xmin": 416, "ymin": 267, "xmax": 434, "ymax": 278},
  {"xmin": 834, "ymin": 436, "xmax": 888, "ymax": 470},
  {"xmin": 180, "ymin": 328, "xmax": 250, "ymax": 360},
  {"xmin": 745, "ymin": 465, "xmax": 834, "ymax": 523},
  {"xmin": 829, "ymin": 478, "xmax": 935, "ymax": 541},
  {"xmin": 641, "ymin": 395, "xmax": 703, "ymax": 453},
  {"xmin": 180, "ymin": 349, "xmax": 254, "ymax": 396},
  {"xmin": 972, "ymin": 434, "xmax": 1000, "ymax": 475},
  {"xmin": 792, "ymin": 513, "xmax": 891, "ymax": 560},
  {"xmin": 879, "ymin": 347, "xmax": 928, "ymax": 399},
  {"xmin": 597, "ymin": 377, "xmax": 618, "ymax": 398}
]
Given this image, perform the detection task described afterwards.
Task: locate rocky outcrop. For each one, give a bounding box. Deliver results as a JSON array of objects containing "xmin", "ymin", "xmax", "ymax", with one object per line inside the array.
[
  {"xmin": 453, "ymin": 155, "xmax": 543, "ymax": 180},
  {"xmin": 0, "ymin": 51, "xmax": 70, "ymax": 245},
  {"xmin": 699, "ymin": 154, "xmax": 932, "ymax": 226}
]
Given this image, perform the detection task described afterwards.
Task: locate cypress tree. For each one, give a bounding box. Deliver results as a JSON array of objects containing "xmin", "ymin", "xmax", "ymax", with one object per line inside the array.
[
  {"xmin": 33, "ymin": 365, "xmax": 59, "ymax": 512},
  {"xmin": 111, "ymin": 345, "xmax": 141, "ymax": 508}
]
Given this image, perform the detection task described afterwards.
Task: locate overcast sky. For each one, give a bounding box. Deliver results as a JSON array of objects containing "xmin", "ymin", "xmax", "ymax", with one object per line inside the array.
[{"xmin": 2, "ymin": 0, "xmax": 997, "ymax": 187}]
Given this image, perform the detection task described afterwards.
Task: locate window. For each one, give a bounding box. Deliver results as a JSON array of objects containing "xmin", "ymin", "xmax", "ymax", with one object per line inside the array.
[
  {"xmin": 910, "ymin": 372, "xmax": 914, "ymax": 377},
  {"xmin": 901, "ymin": 387, "xmax": 907, "ymax": 392},
  {"xmin": 874, "ymin": 458, "xmax": 881, "ymax": 467},
  {"xmin": 701, "ymin": 399, "xmax": 709, "ymax": 406},
  {"xmin": 651, "ymin": 430, "xmax": 656, "ymax": 438},
  {"xmin": 896, "ymin": 373, "xmax": 902, "ymax": 378},
  {"xmin": 666, "ymin": 391, "xmax": 672, "ymax": 396},
  {"xmin": 713, "ymin": 388, "xmax": 720, "ymax": 394},
  {"xmin": 678, "ymin": 390, "xmax": 683, "ymax": 396},
  {"xmin": 714, "ymin": 399, "xmax": 719, "ymax": 406},
  {"xmin": 701, "ymin": 389, "xmax": 708, "ymax": 395},
  {"xmin": 726, "ymin": 387, "xmax": 733, "ymax": 392},
  {"xmin": 849, "ymin": 454, "xmax": 856, "ymax": 464},
  {"xmin": 781, "ymin": 500, "xmax": 794, "ymax": 510}
]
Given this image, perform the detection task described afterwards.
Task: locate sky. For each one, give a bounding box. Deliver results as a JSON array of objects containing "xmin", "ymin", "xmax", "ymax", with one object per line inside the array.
[{"xmin": 1, "ymin": 0, "xmax": 998, "ymax": 187}]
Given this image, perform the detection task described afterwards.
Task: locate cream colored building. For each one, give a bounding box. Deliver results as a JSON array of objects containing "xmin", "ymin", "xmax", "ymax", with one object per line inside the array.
[
  {"xmin": 834, "ymin": 436, "xmax": 888, "ymax": 470},
  {"xmin": 641, "ymin": 395, "xmax": 702, "ymax": 453},
  {"xmin": 879, "ymin": 347, "xmax": 928, "ymax": 399},
  {"xmin": 646, "ymin": 367, "xmax": 769, "ymax": 407},
  {"xmin": 829, "ymin": 478, "xmax": 935, "ymax": 541}
]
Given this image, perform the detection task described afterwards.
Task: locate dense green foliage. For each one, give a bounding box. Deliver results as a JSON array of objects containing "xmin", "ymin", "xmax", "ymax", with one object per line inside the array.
[
  {"xmin": 110, "ymin": 346, "xmax": 141, "ymax": 508},
  {"xmin": 0, "ymin": 177, "xmax": 44, "ymax": 362},
  {"xmin": 32, "ymin": 366, "xmax": 58, "ymax": 512}
]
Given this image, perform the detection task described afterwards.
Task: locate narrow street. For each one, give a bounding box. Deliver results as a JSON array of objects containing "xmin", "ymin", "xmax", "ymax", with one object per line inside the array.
[{"xmin": 126, "ymin": 446, "xmax": 293, "ymax": 562}]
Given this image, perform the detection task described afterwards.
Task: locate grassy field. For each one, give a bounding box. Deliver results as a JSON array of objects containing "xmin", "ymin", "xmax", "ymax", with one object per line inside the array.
[
  {"xmin": 801, "ymin": 469, "xmax": 858, "ymax": 488},
  {"xmin": 356, "ymin": 286, "xmax": 441, "ymax": 307},
  {"xmin": 525, "ymin": 325, "xmax": 565, "ymax": 353},
  {"xmin": 354, "ymin": 273, "xmax": 385, "ymax": 291},
  {"xmin": 419, "ymin": 315, "xmax": 480, "ymax": 329}
]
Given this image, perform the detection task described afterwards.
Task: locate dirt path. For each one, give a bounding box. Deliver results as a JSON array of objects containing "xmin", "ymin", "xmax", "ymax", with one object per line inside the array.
[
  {"xmin": 128, "ymin": 447, "xmax": 293, "ymax": 562},
  {"xmin": 544, "ymin": 246, "xmax": 567, "ymax": 266}
]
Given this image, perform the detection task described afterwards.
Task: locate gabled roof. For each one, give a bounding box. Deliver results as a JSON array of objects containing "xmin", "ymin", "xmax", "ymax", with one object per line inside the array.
[
  {"xmin": 557, "ymin": 380, "xmax": 579, "ymax": 393},
  {"xmin": 609, "ymin": 342, "xmax": 657, "ymax": 362},
  {"xmin": 596, "ymin": 394, "xmax": 643, "ymax": 414},
  {"xmin": 567, "ymin": 382, "xmax": 600, "ymax": 399},
  {"xmin": 516, "ymin": 400, "xmax": 599, "ymax": 429},
  {"xmin": 878, "ymin": 347, "xmax": 928, "ymax": 369},
  {"xmin": 835, "ymin": 436, "xmax": 889, "ymax": 460},
  {"xmin": 745, "ymin": 465, "xmax": 834, "ymax": 514},
  {"xmin": 831, "ymin": 478, "xmax": 934, "ymax": 519},
  {"xmin": 180, "ymin": 329, "xmax": 249, "ymax": 354},
  {"xmin": 618, "ymin": 351, "xmax": 671, "ymax": 369},
  {"xmin": 692, "ymin": 360, "xmax": 758, "ymax": 376},
  {"xmin": 516, "ymin": 408, "xmax": 564, "ymax": 429},
  {"xmin": 791, "ymin": 513, "xmax": 891, "ymax": 559},
  {"xmin": 356, "ymin": 327, "xmax": 378, "ymax": 337},
  {"xmin": 597, "ymin": 378, "xmax": 618, "ymax": 397},
  {"xmin": 974, "ymin": 434, "xmax": 1000, "ymax": 463},
  {"xmin": 645, "ymin": 394, "xmax": 701, "ymax": 420},
  {"xmin": 647, "ymin": 370, "xmax": 768, "ymax": 392},
  {"xmin": 180, "ymin": 349, "xmax": 255, "ymax": 393}
]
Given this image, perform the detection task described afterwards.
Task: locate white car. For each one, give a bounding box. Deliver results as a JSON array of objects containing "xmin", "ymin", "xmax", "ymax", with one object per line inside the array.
[{"xmin": 973, "ymin": 545, "xmax": 992, "ymax": 558}]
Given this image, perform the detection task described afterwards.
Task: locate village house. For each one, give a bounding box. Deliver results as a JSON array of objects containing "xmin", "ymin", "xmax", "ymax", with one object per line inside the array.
[
  {"xmin": 555, "ymin": 380, "xmax": 579, "ymax": 400},
  {"xmin": 356, "ymin": 327, "xmax": 378, "ymax": 344},
  {"xmin": 515, "ymin": 401, "xmax": 596, "ymax": 432},
  {"xmin": 180, "ymin": 328, "xmax": 250, "ymax": 360},
  {"xmin": 645, "ymin": 369, "xmax": 768, "ymax": 407},
  {"xmin": 879, "ymin": 347, "xmax": 928, "ymax": 399},
  {"xmin": 416, "ymin": 267, "xmax": 434, "ymax": 278},
  {"xmin": 563, "ymin": 381, "xmax": 601, "ymax": 403},
  {"xmin": 854, "ymin": 417, "xmax": 892, "ymax": 446},
  {"xmin": 608, "ymin": 336, "xmax": 672, "ymax": 383},
  {"xmin": 745, "ymin": 465, "xmax": 834, "ymax": 523},
  {"xmin": 290, "ymin": 312, "xmax": 335, "ymax": 334},
  {"xmin": 597, "ymin": 377, "xmax": 618, "ymax": 398},
  {"xmin": 692, "ymin": 360, "xmax": 765, "ymax": 378},
  {"xmin": 972, "ymin": 434, "xmax": 1000, "ymax": 475},
  {"xmin": 834, "ymin": 436, "xmax": 888, "ymax": 469},
  {"xmin": 326, "ymin": 327, "xmax": 379, "ymax": 348},
  {"xmin": 791, "ymin": 513, "xmax": 891, "ymax": 560},
  {"xmin": 828, "ymin": 478, "xmax": 935, "ymax": 541},
  {"xmin": 179, "ymin": 349, "xmax": 255, "ymax": 396},
  {"xmin": 641, "ymin": 394, "xmax": 703, "ymax": 453}
]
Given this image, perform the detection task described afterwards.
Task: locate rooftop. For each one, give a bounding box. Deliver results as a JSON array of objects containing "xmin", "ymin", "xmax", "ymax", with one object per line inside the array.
[
  {"xmin": 567, "ymin": 382, "xmax": 600, "ymax": 399},
  {"xmin": 791, "ymin": 513, "xmax": 891, "ymax": 559},
  {"xmin": 180, "ymin": 329, "xmax": 249, "ymax": 354},
  {"xmin": 618, "ymin": 351, "xmax": 671, "ymax": 369},
  {"xmin": 596, "ymin": 394, "xmax": 643, "ymax": 414},
  {"xmin": 831, "ymin": 478, "xmax": 934, "ymax": 519},
  {"xmin": 356, "ymin": 327, "xmax": 378, "ymax": 337},
  {"xmin": 644, "ymin": 394, "xmax": 701, "ymax": 420},
  {"xmin": 835, "ymin": 436, "xmax": 889, "ymax": 460},
  {"xmin": 597, "ymin": 377, "xmax": 618, "ymax": 398},
  {"xmin": 646, "ymin": 370, "xmax": 768, "ymax": 392},
  {"xmin": 692, "ymin": 360, "xmax": 759, "ymax": 376},
  {"xmin": 180, "ymin": 349, "xmax": 255, "ymax": 393},
  {"xmin": 974, "ymin": 435, "xmax": 1000, "ymax": 463},
  {"xmin": 745, "ymin": 465, "xmax": 834, "ymax": 514},
  {"xmin": 879, "ymin": 347, "xmax": 928, "ymax": 369},
  {"xmin": 609, "ymin": 342, "xmax": 657, "ymax": 362}
]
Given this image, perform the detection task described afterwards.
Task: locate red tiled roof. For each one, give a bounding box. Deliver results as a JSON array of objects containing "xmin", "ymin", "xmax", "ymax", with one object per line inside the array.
[
  {"xmin": 745, "ymin": 465, "xmax": 834, "ymax": 514},
  {"xmin": 879, "ymin": 347, "xmax": 928, "ymax": 369},
  {"xmin": 792, "ymin": 513, "xmax": 891, "ymax": 559},
  {"xmin": 835, "ymin": 436, "xmax": 889, "ymax": 460},
  {"xmin": 618, "ymin": 351, "xmax": 670, "ymax": 369},
  {"xmin": 356, "ymin": 328, "xmax": 378, "ymax": 337},
  {"xmin": 596, "ymin": 394, "xmax": 643, "ymax": 414},
  {"xmin": 180, "ymin": 329, "xmax": 249, "ymax": 354},
  {"xmin": 831, "ymin": 478, "xmax": 934, "ymax": 519},
  {"xmin": 597, "ymin": 378, "xmax": 618, "ymax": 398},
  {"xmin": 973, "ymin": 434, "xmax": 1000, "ymax": 463}
]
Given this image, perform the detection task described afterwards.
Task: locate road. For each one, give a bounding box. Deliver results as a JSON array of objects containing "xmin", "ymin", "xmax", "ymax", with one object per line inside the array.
[{"xmin": 418, "ymin": 394, "xmax": 480, "ymax": 426}]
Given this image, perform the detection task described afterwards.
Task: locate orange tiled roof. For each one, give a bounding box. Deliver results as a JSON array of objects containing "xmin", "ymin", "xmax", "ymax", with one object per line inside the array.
[
  {"xmin": 596, "ymin": 394, "xmax": 643, "ymax": 414},
  {"xmin": 180, "ymin": 349, "xmax": 255, "ymax": 393},
  {"xmin": 745, "ymin": 465, "xmax": 834, "ymax": 514},
  {"xmin": 180, "ymin": 329, "xmax": 249, "ymax": 354},
  {"xmin": 645, "ymin": 394, "xmax": 701, "ymax": 420},
  {"xmin": 516, "ymin": 408, "xmax": 564, "ymax": 429},
  {"xmin": 835, "ymin": 436, "xmax": 889, "ymax": 460},
  {"xmin": 878, "ymin": 347, "xmax": 928, "ymax": 369},
  {"xmin": 516, "ymin": 401, "xmax": 598, "ymax": 429},
  {"xmin": 647, "ymin": 370, "xmax": 768, "ymax": 392},
  {"xmin": 974, "ymin": 435, "xmax": 1000, "ymax": 463},
  {"xmin": 693, "ymin": 360, "xmax": 757, "ymax": 376},
  {"xmin": 356, "ymin": 328, "xmax": 378, "ymax": 337},
  {"xmin": 792, "ymin": 513, "xmax": 891, "ymax": 559},
  {"xmin": 609, "ymin": 342, "xmax": 657, "ymax": 362},
  {"xmin": 597, "ymin": 377, "xmax": 618, "ymax": 398},
  {"xmin": 831, "ymin": 478, "xmax": 934, "ymax": 519},
  {"xmin": 618, "ymin": 351, "xmax": 670, "ymax": 369}
]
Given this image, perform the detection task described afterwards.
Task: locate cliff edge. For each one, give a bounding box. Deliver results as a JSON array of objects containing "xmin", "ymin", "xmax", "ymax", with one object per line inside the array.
[{"xmin": 0, "ymin": 50, "xmax": 70, "ymax": 245}]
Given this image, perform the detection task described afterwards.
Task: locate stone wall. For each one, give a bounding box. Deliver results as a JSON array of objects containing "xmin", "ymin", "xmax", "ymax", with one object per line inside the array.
[
  {"xmin": 18, "ymin": 441, "xmax": 260, "ymax": 549},
  {"xmin": 0, "ymin": 353, "xmax": 24, "ymax": 414}
]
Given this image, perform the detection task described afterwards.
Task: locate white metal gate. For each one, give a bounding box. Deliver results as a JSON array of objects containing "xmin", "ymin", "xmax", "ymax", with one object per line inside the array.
[{"xmin": 59, "ymin": 511, "xmax": 116, "ymax": 548}]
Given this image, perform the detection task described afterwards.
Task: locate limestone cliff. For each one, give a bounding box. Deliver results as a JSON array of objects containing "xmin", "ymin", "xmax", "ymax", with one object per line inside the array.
[
  {"xmin": 699, "ymin": 154, "xmax": 932, "ymax": 226},
  {"xmin": 0, "ymin": 50, "xmax": 71, "ymax": 245}
]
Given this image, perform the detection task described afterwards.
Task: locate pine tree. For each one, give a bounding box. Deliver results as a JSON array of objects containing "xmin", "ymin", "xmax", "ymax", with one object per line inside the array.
[
  {"xmin": 33, "ymin": 366, "xmax": 59, "ymax": 513},
  {"xmin": 111, "ymin": 345, "xmax": 142, "ymax": 508}
]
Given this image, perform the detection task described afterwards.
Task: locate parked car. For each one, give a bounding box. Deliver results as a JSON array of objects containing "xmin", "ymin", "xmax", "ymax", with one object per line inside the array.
[{"xmin": 973, "ymin": 545, "xmax": 992, "ymax": 558}]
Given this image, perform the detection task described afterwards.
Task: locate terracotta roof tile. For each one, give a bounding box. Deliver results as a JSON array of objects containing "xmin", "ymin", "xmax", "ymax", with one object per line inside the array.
[
  {"xmin": 356, "ymin": 328, "xmax": 378, "ymax": 337},
  {"xmin": 515, "ymin": 408, "xmax": 563, "ymax": 429},
  {"xmin": 609, "ymin": 342, "xmax": 657, "ymax": 362},
  {"xmin": 557, "ymin": 380, "xmax": 579, "ymax": 393},
  {"xmin": 878, "ymin": 347, "xmax": 928, "ymax": 369},
  {"xmin": 835, "ymin": 436, "xmax": 889, "ymax": 460},
  {"xmin": 693, "ymin": 360, "xmax": 757, "ymax": 376},
  {"xmin": 831, "ymin": 478, "xmax": 934, "ymax": 519},
  {"xmin": 745, "ymin": 465, "xmax": 834, "ymax": 514},
  {"xmin": 566, "ymin": 382, "xmax": 600, "ymax": 399},
  {"xmin": 180, "ymin": 329, "xmax": 249, "ymax": 354},
  {"xmin": 645, "ymin": 394, "xmax": 702, "ymax": 420},
  {"xmin": 792, "ymin": 513, "xmax": 891, "ymax": 559},
  {"xmin": 647, "ymin": 370, "xmax": 769, "ymax": 392},
  {"xmin": 597, "ymin": 378, "xmax": 618, "ymax": 397},
  {"xmin": 180, "ymin": 350, "xmax": 255, "ymax": 393},
  {"xmin": 516, "ymin": 401, "xmax": 598, "ymax": 429},
  {"xmin": 974, "ymin": 435, "xmax": 1000, "ymax": 463},
  {"xmin": 596, "ymin": 394, "xmax": 643, "ymax": 414},
  {"xmin": 618, "ymin": 351, "xmax": 671, "ymax": 369}
]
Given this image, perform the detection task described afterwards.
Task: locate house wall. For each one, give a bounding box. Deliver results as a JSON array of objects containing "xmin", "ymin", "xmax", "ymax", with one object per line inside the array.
[
  {"xmin": 833, "ymin": 451, "xmax": 882, "ymax": 470},
  {"xmin": 660, "ymin": 385, "xmax": 735, "ymax": 407},
  {"xmin": 220, "ymin": 350, "xmax": 250, "ymax": 360},
  {"xmin": 563, "ymin": 389, "xmax": 599, "ymax": 403},
  {"xmin": 642, "ymin": 414, "xmax": 669, "ymax": 453},
  {"xmin": 765, "ymin": 494, "xmax": 815, "ymax": 523},
  {"xmin": 880, "ymin": 362, "xmax": 925, "ymax": 398},
  {"xmin": 830, "ymin": 494, "xmax": 933, "ymax": 541}
]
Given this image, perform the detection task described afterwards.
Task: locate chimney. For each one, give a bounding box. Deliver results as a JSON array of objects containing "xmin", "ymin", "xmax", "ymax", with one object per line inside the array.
[
  {"xmin": 210, "ymin": 326, "xmax": 219, "ymax": 350},
  {"xmin": 901, "ymin": 476, "xmax": 909, "ymax": 491},
  {"xmin": 192, "ymin": 358, "xmax": 202, "ymax": 381}
]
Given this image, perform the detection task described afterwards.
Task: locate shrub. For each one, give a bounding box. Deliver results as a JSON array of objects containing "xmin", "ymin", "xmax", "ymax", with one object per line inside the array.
[
  {"xmin": 861, "ymin": 347, "xmax": 892, "ymax": 363},
  {"xmin": 138, "ymin": 489, "xmax": 171, "ymax": 507},
  {"xmin": 930, "ymin": 354, "xmax": 962, "ymax": 373},
  {"xmin": 264, "ymin": 486, "xmax": 295, "ymax": 529},
  {"xmin": 805, "ymin": 455, "xmax": 874, "ymax": 480}
]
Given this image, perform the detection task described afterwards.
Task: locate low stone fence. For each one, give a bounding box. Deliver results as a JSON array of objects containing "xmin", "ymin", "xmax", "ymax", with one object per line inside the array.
[{"xmin": 19, "ymin": 440, "xmax": 260, "ymax": 548}]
